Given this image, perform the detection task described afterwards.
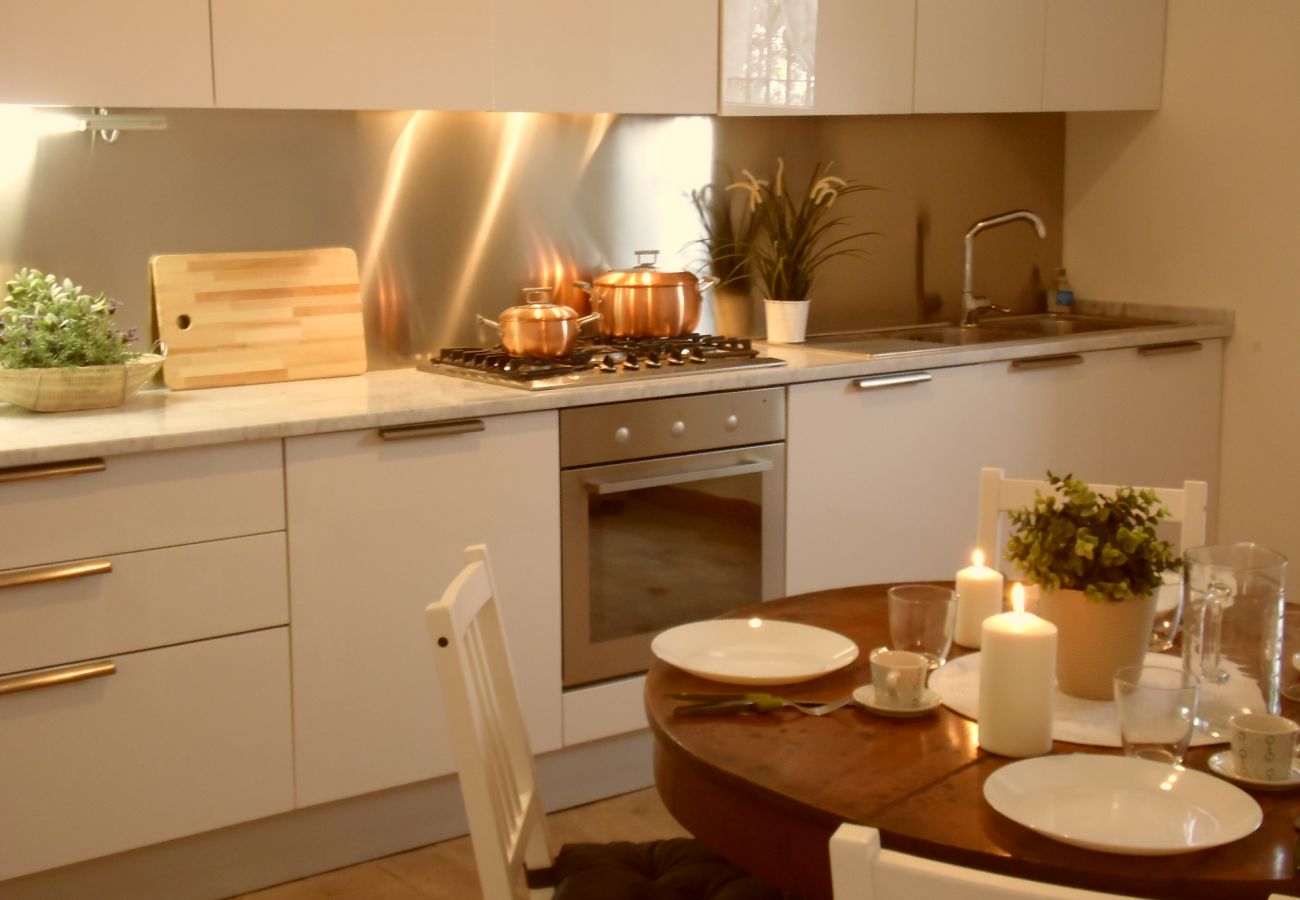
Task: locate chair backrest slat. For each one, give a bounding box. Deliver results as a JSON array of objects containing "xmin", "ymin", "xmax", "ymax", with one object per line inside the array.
[{"xmin": 427, "ymin": 545, "xmax": 556, "ymax": 900}]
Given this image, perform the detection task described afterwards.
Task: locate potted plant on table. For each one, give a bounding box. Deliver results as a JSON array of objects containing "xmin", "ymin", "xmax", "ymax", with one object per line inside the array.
[
  {"xmin": 726, "ymin": 158, "xmax": 876, "ymax": 343},
  {"xmin": 0, "ymin": 268, "xmax": 164, "ymax": 412},
  {"xmin": 1004, "ymin": 472, "xmax": 1180, "ymax": 699}
]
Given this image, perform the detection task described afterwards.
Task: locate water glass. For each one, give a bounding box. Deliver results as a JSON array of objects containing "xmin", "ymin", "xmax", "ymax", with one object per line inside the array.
[
  {"xmin": 887, "ymin": 584, "xmax": 956, "ymax": 670},
  {"xmin": 1113, "ymin": 665, "xmax": 1200, "ymax": 765},
  {"xmin": 1282, "ymin": 603, "xmax": 1300, "ymax": 703},
  {"xmin": 1149, "ymin": 571, "xmax": 1183, "ymax": 652}
]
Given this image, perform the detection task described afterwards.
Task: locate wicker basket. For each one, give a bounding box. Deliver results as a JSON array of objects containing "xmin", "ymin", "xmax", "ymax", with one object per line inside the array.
[{"xmin": 0, "ymin": 353, "xmax": 165, "ymax": 412}]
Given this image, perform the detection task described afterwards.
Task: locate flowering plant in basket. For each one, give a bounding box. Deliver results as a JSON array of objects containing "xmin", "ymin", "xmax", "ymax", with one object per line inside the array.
[{"xmin": 0, "ymin": 269, "xmax": 140, "ymax": 368}]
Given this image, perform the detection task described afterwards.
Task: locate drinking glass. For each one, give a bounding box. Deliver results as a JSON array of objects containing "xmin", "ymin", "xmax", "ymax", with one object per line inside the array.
[
  {"xmin": 1282, "ymin": 603, "xmax": 1300, "ymax": 703},
  {"xmin": 887, "ymin": 584, "xmax": 956, "ymax": 670},
  {"xmin": 1113, "ymin": 665, "xmax": 1200, "ymax": 765},
  {"xmin": 1149, "ymin": 570, "xmax": 1183, "ymax": 652}
]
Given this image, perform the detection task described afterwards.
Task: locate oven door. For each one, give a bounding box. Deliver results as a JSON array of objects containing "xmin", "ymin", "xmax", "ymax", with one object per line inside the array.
[{"xmin": 561, "ymin": 442, "xmax": 785, "ymax": 688}]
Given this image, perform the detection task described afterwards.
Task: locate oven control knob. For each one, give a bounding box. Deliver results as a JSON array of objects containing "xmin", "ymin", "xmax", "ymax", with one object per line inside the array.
[
  {"xmin": 671, "ymin": 420, "xmax": 686, "ymax": 437},
  {"xmin": 614, "ymin": 426, "xmax": 631, "ymax": 443},
  {"xmin": 724, "ymin": 414, "xmax": 739, "ymax": 431}
]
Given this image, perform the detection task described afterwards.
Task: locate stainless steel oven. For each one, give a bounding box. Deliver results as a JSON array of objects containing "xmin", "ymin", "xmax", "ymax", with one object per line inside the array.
[{"xmin": 560, "ymin": 387, "xmax": 785, "ymax": 688}]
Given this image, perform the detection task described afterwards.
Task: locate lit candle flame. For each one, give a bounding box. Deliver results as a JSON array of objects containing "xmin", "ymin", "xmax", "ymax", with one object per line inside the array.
[
  {"xmin": 972, "ymin": 548, "xmax": 985, "ymax": 568},
  {"xmin": 1011, "ymin": 583, "xmax": 1026, "ymax": 614}
]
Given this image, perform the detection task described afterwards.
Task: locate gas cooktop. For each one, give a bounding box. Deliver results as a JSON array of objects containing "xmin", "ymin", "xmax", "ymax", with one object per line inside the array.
[{"xmin": 418, "ymin": 334, "xmax": 787, "ymax": 391}]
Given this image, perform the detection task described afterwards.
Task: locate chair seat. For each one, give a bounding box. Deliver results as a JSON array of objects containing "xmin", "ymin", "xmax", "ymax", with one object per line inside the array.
[{"xmin": 551, "ymin": 838, "xmax": 793, "ymax": 900}]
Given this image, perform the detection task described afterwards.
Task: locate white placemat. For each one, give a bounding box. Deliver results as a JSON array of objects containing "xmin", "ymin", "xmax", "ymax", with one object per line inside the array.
[{"xmin": 930, "ymin": 652, "xmax": 1226, "ymax": 748}]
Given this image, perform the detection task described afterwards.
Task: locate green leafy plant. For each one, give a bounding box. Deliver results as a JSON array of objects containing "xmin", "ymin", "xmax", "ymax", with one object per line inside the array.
[
  {"xmin": 688, "ymin": 173, "xmax": 760, "ymax": 292},
  {"xmin": 0, "ymin": 269, "xmax": 139, "ymax": 368},
  {"xmin": 727, "ymin": 158, "xmax": 877, "ymax": 302},
  {"xmin": 1004, "ymin": 472, "xmax": 1179, "ymax": 602}
]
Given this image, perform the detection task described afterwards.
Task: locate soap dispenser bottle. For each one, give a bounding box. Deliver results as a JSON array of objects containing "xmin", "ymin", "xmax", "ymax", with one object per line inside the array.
[{"xmin": 1051, "ymin": 268, "xmax": 1075, "ymax": 314}]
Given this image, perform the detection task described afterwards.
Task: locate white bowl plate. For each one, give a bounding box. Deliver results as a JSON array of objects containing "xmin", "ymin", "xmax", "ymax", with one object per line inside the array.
[
  {"xmin": 983, "ymin": 754, "xmax": 1262, "ymax": 855},
  {"xmin": 651, "ymin": 618, "xmax": 859, "ymax": 686}
]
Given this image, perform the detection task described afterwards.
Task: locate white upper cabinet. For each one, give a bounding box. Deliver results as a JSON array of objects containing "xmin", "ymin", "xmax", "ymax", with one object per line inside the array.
[
  {"xmin": 914, "ymin": 0, "xmax": 1047, "ymax": 113},
  {"xmin": 1042, "ymin": 0, "xmax": 1166, "ymax": 111},
  {"xmin": 210, "ymin": 0, "xmax": 493, "ymax": 110},
  {"xmin": 0, "ymin": 0, "xmax": 213, "ymax": 107},
  {"xmin": 721, "ymin": 0, "xmax": 915, "ymax": 115},
  {"xmin": 492, "ymin": 0, "xmax": 717, "ymax": 113}
]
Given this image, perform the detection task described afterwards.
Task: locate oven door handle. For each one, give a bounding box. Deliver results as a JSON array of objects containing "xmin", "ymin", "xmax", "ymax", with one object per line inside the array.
[{"xmin": 582, "ymin": 458, "xmax": 774, "ymax": 495}]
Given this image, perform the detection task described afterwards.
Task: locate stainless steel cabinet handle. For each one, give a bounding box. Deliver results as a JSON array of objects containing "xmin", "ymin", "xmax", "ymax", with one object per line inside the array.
[
  {"xmin": 853, "ymin": 372, "xmax": 932, "ymax": 391},
  {"xmin": 0, "ymin": 559, "xmax": 112, "ymax": 591},
  {"xmin": 0, "ymin": 660, "xmax": 116, "ymax": 696},
  {"xmin": 378, "ymin": 419, "xmax": 486, "ymax": 441},
  {"xmin": 1137, "ymin": 341, "xmax": 1203, "ymax": 357},
  {"xmin": 1010, "ymin": 354, "xmax": 1085, "ymax": 372},
  {"xmin": 0, "ymin": 458, "xmax": 106, "ymax": 485},
  {"xmin": 583, "ymin": 459, "xmax": 774, "ymax": 495}
]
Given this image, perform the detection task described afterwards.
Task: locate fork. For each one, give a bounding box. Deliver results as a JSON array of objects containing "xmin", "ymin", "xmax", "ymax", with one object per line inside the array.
[{"xmin": 788, "ymin": 696, "xmax": 853, "ymax": 716}]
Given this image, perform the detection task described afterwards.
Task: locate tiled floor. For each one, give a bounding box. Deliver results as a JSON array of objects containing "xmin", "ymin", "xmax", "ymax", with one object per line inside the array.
[{"xmin": 235, "ymin": 788, "xmax": 689, "ymax": 899}]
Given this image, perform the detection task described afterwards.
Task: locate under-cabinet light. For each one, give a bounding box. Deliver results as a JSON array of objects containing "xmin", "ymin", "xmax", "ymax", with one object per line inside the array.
[{"xmin": 75, "ymin": 109, "xmax": 168, "ymax": 142}]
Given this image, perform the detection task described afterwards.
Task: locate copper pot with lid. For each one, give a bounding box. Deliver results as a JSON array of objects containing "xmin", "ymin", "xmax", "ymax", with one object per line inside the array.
[
  {"xmin": 476, "ymin": 287, "xmax": 600, "ymax": 358},
  {"xmin": 575, "ymin": 250, "xmax": 718, "ymax": 338}
]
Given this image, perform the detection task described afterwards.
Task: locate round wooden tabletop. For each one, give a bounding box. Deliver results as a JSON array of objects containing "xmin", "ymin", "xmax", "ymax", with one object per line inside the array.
[{"xmin": 644, "ymin": 585, "xmax": 1300, "ymax": 900}]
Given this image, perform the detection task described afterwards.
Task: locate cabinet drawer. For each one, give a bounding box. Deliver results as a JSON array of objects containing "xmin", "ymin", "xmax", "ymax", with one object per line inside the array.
[
  {"xmin": 0, "ymin": 628, "xmax": 294, "ymax": 880},
  {"xmin": 0, "ymin": 440, "xmax": 285, "ymax": 570},
  {"xmin": 0, "ymin": 532, "xmax": 288, "ymax": 676}
]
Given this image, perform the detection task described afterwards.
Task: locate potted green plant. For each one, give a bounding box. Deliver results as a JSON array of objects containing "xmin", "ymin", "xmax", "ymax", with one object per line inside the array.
[
  {"xmin": 0, "ymin": 268, "xmax": 164, "ymax": 412},
  {"xmin": 727, "ymin": 158, "xmax": 876, "ymax": 343},
  {"xmin": 689, "ymin": 174, "xmax": 761, "ymax": 337},
  {"xmin": 1004, "ymin": 472, "xmax": 1180, "ymax": 699}
]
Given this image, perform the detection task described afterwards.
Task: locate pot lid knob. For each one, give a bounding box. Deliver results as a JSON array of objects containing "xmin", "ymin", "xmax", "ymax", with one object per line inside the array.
[{"xmin": 633, "ymin": 249, "xmax": 660, "ymax": 269}]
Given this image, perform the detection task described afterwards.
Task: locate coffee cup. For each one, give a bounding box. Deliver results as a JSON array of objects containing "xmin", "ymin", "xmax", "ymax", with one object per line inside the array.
[
  {"xmin": 1229, "ymin": 712, "xmax": 1300, "ymax": 782},
  {"xmin": 869, "ymin": 647, "xmax": 929, "ymax": 710}
]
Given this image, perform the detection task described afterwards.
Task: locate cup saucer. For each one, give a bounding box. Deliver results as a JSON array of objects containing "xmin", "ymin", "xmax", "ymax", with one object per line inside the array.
[
  {"xmin": 852, "ymin": 684, "xmax": 943, "ymax": 718},
  {"xmin": 1207, "ymin": 749, "xmax": 1300, "ymax": 791}
]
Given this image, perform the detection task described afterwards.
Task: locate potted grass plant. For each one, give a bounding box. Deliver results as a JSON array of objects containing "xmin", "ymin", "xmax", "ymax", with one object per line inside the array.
[
  {"xmin": 727, "ymin": 158, "xmax": 876, "ymax": 343},
  {"xmin": 0, "ymin": 268, "xmax": 163, "ymax": 412},
  {"xmin": 1004, "ymin": 472, "xmax": 1180, "ymax": 699},
  {"xmin": 689, "ymin": 175, "xmax": 761, "ymax": 337}
]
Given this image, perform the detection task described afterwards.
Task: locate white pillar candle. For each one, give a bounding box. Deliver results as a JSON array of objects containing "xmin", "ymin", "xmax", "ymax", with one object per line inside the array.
[
  {"xmin": 954, "ymin": 549, "xmax": 1005, "ymax": 648},
  {"xmin": 978, "ymin": 583, "xmax": 1057, "ymax": 758}
]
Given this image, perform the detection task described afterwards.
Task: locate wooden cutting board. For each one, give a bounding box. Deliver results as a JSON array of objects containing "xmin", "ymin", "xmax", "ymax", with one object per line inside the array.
[{"xmin": 150, "ymin": 248, "xmax": 366, "ymax": 390}]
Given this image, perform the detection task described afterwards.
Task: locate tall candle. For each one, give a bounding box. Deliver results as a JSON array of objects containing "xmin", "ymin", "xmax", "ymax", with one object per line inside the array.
[
  {"xmin": 954, "ymin": 549, "xmax": 1004, "ymax": 648},
  {"xmin": 978, "ymin": 583, "xmax": 1057, "ymax": 758}
]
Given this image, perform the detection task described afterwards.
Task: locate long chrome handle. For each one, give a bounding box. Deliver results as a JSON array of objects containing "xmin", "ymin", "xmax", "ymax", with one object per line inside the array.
[
  {"xmin": 0, "ymin": 660, "xmax": 116, "ymax": 696},
  {"xmin": 0, "ymin": 458, "xmax": 106, "ymax": 485},
  {"xmin": 853, "ymin": 372, "xmax": 932, "ymax": 391},
  {"xmin": 1010, "ymin": 354, "xmax": 1085, "ymax": 372},
  {"xmin": 378, "ymin": 419, "xmax": 486, "ymax": 441},
  {"xmin": 583, "ymin": 458, "xmax": 773, "ymax": 495},
  {"xmin": 1137, "ymin": 341, "xmax": 1203, "ymax": 357},
  {"xmin": 0, "ymin": 559, "xmax": 112, "ymax": 591}
]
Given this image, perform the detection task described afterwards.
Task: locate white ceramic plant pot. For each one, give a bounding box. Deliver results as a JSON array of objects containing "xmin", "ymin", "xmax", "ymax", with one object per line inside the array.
[{"xmin": 763, "ymin": 299, "xmax": 810, "ymax": 344}]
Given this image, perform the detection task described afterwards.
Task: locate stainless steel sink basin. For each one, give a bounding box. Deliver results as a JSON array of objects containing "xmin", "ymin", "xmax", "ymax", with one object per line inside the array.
[{"xmin": 802, "ymin": 314, "xmax": 1179, "ymax": 354}]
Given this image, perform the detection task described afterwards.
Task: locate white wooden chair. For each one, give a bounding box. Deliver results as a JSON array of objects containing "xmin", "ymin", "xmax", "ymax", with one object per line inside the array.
[
  {"xmin": 829, "ymin": 823, "xmax": 1145, "ymax": 899},
  {"xmin": 976, "ymin": 467, "xmax": 1209, "ymax": 577},
  {"xmin": 426, "ymin": 544, "xmax": 786, "ymax": 900}
]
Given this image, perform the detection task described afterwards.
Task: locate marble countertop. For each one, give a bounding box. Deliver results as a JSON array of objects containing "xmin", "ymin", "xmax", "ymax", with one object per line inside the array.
[{"xmin": 0, "ymin": 302, "xmax": 1232, "ymax": 467}]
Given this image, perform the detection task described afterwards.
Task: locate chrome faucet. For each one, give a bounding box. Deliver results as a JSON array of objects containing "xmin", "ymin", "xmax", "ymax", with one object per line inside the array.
[{"xmin": 961, "ymin": 210, "xmax": 1047, "ymax": 325}]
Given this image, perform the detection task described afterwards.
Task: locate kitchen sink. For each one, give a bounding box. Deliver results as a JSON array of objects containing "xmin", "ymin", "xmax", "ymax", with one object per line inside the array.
[{"xmin": 802, "ymin": 313, "xmax": 1179, "ymax": 354}]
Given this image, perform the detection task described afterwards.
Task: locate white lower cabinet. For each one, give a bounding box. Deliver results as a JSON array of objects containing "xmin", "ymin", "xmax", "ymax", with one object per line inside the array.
[
  {"xmin": 285, "ymin": 412, "xmax": 561, "ymax": 808},
  {"xmin": 0, "ymin": 628, "xmax": 294, "ymax": 880}
]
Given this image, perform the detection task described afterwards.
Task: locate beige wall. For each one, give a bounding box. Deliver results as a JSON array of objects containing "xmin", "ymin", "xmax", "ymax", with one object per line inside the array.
[{"xmin": 1064, "ymin": 0, "xmax": 1300, "ymax": 588}]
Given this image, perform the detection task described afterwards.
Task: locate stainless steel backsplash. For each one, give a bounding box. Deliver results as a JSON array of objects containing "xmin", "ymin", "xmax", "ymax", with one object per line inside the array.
[{"xmin": 0, "ymin": 108, "xmax": 1062, "ymax": 370}]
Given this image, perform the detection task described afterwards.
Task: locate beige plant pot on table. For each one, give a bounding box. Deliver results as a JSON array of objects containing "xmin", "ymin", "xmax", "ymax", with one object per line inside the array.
[{"xmin": 1039, "ymin": 588, "xmax": 1158, "ymax": 700}]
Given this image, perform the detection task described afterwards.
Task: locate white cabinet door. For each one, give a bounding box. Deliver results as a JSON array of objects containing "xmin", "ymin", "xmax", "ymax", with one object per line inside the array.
[
  {"xmin": 493, "ymin": 0, "xmax": 717, "ymax": 113},
  {"xmin": 722, "ymin": 0, "xmax": 916, "ymax": 116},
  {"xmin": 787, "ymin": 366, "xmax": 1001, "ymax": 593},
  {"xmin": 285, "ymin": 412, "xmax": 561, "ymax": 808},
  {"xmin": 914, "ymin": 0, "xmax": 1047, "ymax": 113},
  {"xmin": 210, "ymin": 0, "xmax": 493, "ymax": 110},
  {"xmin": 1043, "ymin": 0, "xmax": 1166, "ymax": 111},
  {"xmin": 0, "ymin": 0, "xmax": 213, "ymax": 107}
]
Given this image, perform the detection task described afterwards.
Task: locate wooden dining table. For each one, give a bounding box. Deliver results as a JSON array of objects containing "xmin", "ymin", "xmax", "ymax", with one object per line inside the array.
[{"xmin": 644, "ymin": 584, "xmax": 1300, "ymax": 900}]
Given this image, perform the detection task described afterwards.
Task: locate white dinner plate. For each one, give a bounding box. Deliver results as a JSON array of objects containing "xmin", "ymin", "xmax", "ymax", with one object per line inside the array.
[
  {"xmin": 650, "ymin": 618, "xmax": 859, "ymax": 686},
  {"xmin": 983, "ymin": 754, "xmax": 1262, "ymax": 855}
]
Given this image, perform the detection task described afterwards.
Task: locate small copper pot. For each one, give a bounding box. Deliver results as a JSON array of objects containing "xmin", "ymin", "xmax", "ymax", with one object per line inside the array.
[
  {"xmin": 477, "ymin": 287, "xmax": 600, "ymax": 358},
  {"xmin": 575, "ymin": 250, "xmax": 718, "ymax": 338}
]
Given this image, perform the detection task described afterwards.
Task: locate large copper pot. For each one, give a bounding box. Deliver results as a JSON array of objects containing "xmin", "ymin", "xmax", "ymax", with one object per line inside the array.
[
  {"xmin": 476, "ymin": 287, "xmax": 599, "ymax": 358},
  {"xmin": 575, "ymin": 250, "xmax": 718, "ymax": 338}
]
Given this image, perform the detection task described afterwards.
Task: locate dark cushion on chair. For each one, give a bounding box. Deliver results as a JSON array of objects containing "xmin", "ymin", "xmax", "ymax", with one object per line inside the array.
[{"xmin": 551, "ymin": 838, "xmax": 794, "ymax": 900}]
